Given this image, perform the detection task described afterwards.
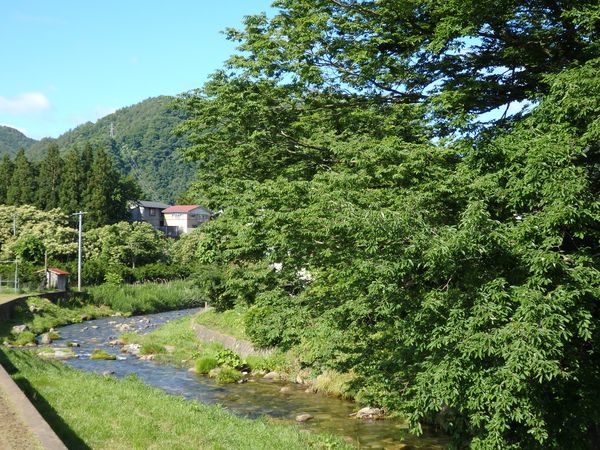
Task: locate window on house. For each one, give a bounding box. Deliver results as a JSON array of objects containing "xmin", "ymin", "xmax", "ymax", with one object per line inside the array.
[{"xmin": 149, "ymin": 209, "xmax": 156, "ymax": 216}]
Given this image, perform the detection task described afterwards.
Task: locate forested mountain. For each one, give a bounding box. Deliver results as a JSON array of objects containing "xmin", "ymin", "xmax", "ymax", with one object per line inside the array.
[
  {"xmin": 0, "ymin": 125, "xmax": 36, "ymax": 158},
  {"xmin": 0, "ymin": 96, "xmax": 195, "ymax": 203}
]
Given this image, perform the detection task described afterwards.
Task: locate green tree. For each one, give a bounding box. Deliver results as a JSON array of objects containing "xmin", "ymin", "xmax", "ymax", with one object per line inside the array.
[
  {"xmin": 0, "ymin": 154, "xmax": 14, "ymax": 204},
  {"xmin": 176, "ymin": 2, "xmax": 600, "ymax": 448},
  {"xmin": 225, "ymin": 0, "xmax": 599, "ymax": 132},
  {"xmin": 59, "ymin": 147, "xmax": 83, "ymax": 214},
  {"xmin": 83, "ymin": 147, "xmax": 140, "ymax": 228},
  {"xmin": 36, "ymin": 143, "xmax": 63, "ymax": 210},
  {"xmin": 6, "ymin": 149, "xmax": 37, "ymax": 206}
]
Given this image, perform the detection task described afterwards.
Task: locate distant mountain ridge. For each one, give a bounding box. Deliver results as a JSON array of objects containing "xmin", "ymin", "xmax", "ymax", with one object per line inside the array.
[
  {"xmin": 0, "ymin": 96, "xmax": 196, "ymax": 203},
  {"xmin": 0, "ymin": 125, "xmax": 36, "ymax": 158}
]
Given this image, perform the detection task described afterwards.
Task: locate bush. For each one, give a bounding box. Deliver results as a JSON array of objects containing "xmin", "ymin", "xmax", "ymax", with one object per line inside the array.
[
  {"xmin": 215, "ymin": 349, "xmax": 243, "ymax": 369},
  {"xmin": 195, "ymin": 356, "xmax": 218, "ymax": 374},
  {"xmin": 130, "ymin": 262, "xmax": 191, "ymax": 283},
  {"xmin": 209, "ymin": 366, "xmax": 242, "ymax": 384},
  {"xmin": 193, "ymin": 265, "xmax": 232, "ymax": 311}
]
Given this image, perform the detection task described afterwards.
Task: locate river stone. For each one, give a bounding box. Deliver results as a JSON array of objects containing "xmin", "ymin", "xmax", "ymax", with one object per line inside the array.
[
  {"xmin": 121, "ymin": 343, "xmax": 141, "ymax": 355},
  {"xmin": 280, "ymin": 387, "xmax": 292, "ymax": 394},
  {"xmin": 296, "ymin": 413, "xmax": 313, "ymax": 423},
  {"xmin": 39, "ymin": 349, "xmax": 76, "ymax": 360},
  {"xmin": 116, "ymin": 323, "xmax": 131, "ymax": 332},
  {"xmin": 351, "ymin": 407, "xmax": 385, "ymax": 419},
  {"xmin": 263, "ymin": 371, "xmax": 280, "ymax": 380},
  {"xmin": 139, "ymin": 354, "xmax": 155, "ymax": 361},
  {"xmin": 108, "ymin": 339, "xmax": 124, "ymax": 346},
  {"xmin": 67, "ymin": 341, "xmax": 80, "ymax": 347},
  {"xmin": 164, "ymin": 345, "xmax": 175, "ymax": 353},
  {"xmin": 11, "ymin": 324, "xmax": 28, "ymax": 334},
  {"xmin": 39, "ymin": 333, "xmax": 52, "ymax": 345}
]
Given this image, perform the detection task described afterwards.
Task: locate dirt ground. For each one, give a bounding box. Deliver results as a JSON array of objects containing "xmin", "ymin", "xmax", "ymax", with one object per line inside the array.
[{"xmin": 0, "ymin": 390, "xmax": 42, "ymax": 450}]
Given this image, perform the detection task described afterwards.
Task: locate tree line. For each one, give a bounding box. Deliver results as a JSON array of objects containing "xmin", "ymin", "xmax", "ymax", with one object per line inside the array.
[{"xmin": 0, "ymin": 144, "xmax": 139, "ymax": 228}]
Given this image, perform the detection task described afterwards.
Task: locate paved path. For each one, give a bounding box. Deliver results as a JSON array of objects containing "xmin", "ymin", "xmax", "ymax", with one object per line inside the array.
[{"xmin": 0, "ymin": 361, "xmax": 66, "ymax": 450}]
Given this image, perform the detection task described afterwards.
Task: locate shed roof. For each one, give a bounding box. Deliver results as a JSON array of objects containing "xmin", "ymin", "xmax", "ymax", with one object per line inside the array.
[{"xmin": 48, "ymin": 268, "xmax": 70, "ymax": 276}]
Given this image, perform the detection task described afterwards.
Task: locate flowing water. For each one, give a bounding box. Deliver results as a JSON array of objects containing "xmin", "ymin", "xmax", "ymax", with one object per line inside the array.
[{"xmin": 48, "ymin": 308, "xmax": 446, "ymax": 449}]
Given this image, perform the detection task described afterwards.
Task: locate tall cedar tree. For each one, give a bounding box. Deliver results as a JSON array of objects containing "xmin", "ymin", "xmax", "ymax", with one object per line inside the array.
[
  {"xmin": 6, "ymin": 149, "xmax": 37, "ymax": 206},
  {"xmin": 83, "ymin": 147, "xmax": 136, "ymax": 228},
  {"xmin": 36, "ymin": 143, "xmax": 62, "ymax": 210},
  {"xmin": 0, "ymin": 155, "xmax": 14, "ymax": 203},
  {"xmin": 58, "ymin": 147, "xmax": 82, "ymax": 214}
]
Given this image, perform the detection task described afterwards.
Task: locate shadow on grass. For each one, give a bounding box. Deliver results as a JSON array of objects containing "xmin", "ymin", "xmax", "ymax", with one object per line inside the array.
[{"xmin": 0, "ymin": 349, "xmax": 91, "ymax": 450}]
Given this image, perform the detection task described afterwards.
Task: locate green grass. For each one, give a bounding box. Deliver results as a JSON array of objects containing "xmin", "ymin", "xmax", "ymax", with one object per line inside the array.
[
  {"xmin": 121, "ymin": 316, "xmax": 225, "ymax": 368},
  {"xmin": 0, "ymin": 349, "xmax": 350, "ymax": 450},
  {"xmin": 195, "ymin": 306, "xmax": 248, "ymax": 340},
  {"xmin": 195, "ymin": 356, "xmax": 218, "ymax": 374},
  {"xmin": 86, "ymin": 280, "xmax": 204, "ymax": 314}
]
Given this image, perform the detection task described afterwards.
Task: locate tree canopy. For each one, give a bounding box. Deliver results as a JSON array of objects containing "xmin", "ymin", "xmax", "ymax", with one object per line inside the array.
[{"xmin": 177, "ymin": 2, "xmax": 599, "ymax": 449}]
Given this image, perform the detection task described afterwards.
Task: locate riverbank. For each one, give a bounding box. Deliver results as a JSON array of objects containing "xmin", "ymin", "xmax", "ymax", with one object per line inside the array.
[{"xmin": 0, "ymin": 348, "xmax": 349, "ymax": 449}]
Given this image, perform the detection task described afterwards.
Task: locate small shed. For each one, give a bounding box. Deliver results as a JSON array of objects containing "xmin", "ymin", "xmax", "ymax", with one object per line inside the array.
[{"xmin": 46, "ymin": 268, "xmax": 70, "ymax": 290}]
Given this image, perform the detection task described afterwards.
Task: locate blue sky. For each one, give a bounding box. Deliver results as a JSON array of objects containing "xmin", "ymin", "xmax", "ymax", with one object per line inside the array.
[{"xmin": 0, "ymin": 1, "xmax": 273, "ymax": 139}]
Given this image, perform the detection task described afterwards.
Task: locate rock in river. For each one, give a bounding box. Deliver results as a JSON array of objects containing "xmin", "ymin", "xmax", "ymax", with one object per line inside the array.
[{"xmin": 296, "ymin": 413, "xmax": 314, "ymax": 423}]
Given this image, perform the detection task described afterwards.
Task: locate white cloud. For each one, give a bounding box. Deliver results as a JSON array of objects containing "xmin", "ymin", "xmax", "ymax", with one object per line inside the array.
[{"xmin": 0, "ymin": 92, "xmax": 51, "ymax": 115}]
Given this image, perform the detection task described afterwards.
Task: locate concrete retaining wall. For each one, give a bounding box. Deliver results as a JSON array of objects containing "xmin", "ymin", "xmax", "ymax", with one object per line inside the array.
[
  {"xmin": 0, "ymin": 362, "xmax": 67, "ymax": 449},
  {"xmin": 192, "ymin": 323, "xmax": 274, "ymax": 358}
]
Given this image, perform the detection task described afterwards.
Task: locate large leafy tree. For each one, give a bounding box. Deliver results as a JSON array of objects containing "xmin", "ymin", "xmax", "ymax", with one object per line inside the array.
[
  {"xmin": 177, "ymin": 2, "xmax": 599, "ymax": 449},
  {"xmin": 227, "ymin": 0, "xmax": 598, "ymax": 132}
]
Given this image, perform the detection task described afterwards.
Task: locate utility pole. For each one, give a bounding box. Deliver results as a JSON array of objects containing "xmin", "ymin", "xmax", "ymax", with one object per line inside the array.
[
  {"xmin": 14, "ymin": 258, "xmax": 18, "ymax": 293},
  {"xmin": 72, "ymin": 211, "xmax": 86, "ymax": 291}
]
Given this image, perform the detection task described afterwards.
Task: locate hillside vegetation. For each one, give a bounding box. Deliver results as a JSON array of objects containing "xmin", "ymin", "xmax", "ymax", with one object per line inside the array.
[
  {"xmin": 0, "ymin": 96, "xmax": 195, "ymax": 203},
  {"xmin": 0, "ymin": 125, "xmax": 36, "ymax": 158}
]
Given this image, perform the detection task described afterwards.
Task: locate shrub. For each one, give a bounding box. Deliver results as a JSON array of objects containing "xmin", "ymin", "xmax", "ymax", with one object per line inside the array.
[
  {"xmin": 209, "ymin": 366, "xmax": 242, "ymax": 384},
  {"xmin": 215, "ymin": 349, "xmax": 243, "ymax": 369},
  {"xmin": 193, "ymin": 265, "xmax": 232, "ymax": 311},
  {"xmin": 195, "ymin": 356, "xmax": 218, "ymax": 374}
]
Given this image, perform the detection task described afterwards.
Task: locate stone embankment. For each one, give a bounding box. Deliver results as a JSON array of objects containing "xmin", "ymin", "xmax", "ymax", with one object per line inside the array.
[{"xmin": 191, "ymin": 323, "xmax": 274, "ymax": 358}]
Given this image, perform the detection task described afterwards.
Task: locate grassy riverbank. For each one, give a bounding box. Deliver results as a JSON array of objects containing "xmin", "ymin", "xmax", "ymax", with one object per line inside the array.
[
  {"xmin": 0, "ymin": 349, "xmax": 349, "ymax": 449},
  {"xmin": 0, "ymin": 281, "xmax": 203, "ymax": 346},
  {"xmin": 127, "ymin": 307, "xmax": 355, "ymax": 399}
]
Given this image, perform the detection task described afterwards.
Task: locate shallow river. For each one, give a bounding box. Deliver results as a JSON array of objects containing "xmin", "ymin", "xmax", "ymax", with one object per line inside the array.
[{"xmin": 49, "ymin": 308, "xmax": 446, "ymax": 449}]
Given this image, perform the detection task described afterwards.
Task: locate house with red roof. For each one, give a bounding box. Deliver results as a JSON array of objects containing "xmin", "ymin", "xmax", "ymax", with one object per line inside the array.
[{"xmin": 162, "ymin": 205, "xmax": 212, "ymax": 234}]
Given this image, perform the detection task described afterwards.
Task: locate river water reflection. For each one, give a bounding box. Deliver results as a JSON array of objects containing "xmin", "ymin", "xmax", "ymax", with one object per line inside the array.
[{"xmin": 50, "ymin": 308, "xmax": 446, "ymax": 449}]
